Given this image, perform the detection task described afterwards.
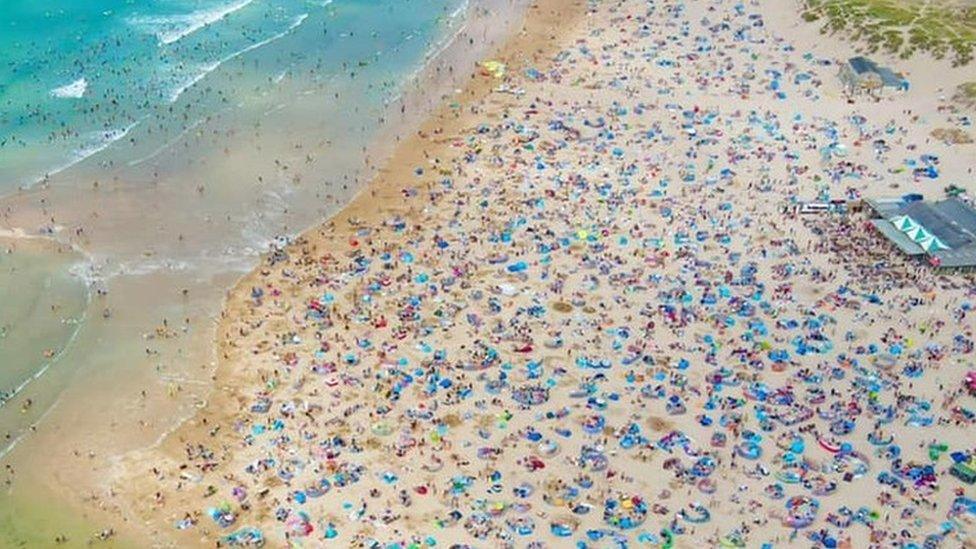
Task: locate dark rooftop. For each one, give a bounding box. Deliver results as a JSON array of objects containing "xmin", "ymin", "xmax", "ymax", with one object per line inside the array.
[
  {"xmin": 846, "ymin": 56, "xmax": 907, "ymax": 88},
  {"xmin": 866, "ymin": 197, "xmax": 976, "ymax": 269}
]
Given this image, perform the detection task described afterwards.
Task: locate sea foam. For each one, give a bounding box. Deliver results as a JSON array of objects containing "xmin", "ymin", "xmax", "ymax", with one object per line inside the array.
[
  {"xmin": 40, "ymin": 119, "xmax": 144, "ymax": 182},
  {"xmin": 131, "ymin": 0, "xmax": 256, "ymax": 46},
  {"xmin": 50, "ymin": 78, "xmax": 87, "ymax": 99},
  {"xmin": 167, "ymin": 13, "xmax": 309, "ymax": 103}
]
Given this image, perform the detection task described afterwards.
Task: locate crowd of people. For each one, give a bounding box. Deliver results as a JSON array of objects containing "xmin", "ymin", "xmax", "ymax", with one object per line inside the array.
[{"xmin": 127, "ymin": 0, "xmax": 976, "ymax": 546}]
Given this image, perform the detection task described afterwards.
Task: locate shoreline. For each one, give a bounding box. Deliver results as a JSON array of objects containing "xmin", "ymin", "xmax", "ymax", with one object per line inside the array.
[{"xmin": 107, "ymin": 0, "xmax": 586, "ymax": 545}]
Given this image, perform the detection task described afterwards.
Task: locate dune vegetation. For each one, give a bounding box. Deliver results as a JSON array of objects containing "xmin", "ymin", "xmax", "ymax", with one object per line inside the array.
[
  {"xmin": 802, "ymin": 0, "xmax": 976, "ymax": 65},
  {"xmin": 954, "ymin": 81, "xmax": 976, "ymax": 107}
]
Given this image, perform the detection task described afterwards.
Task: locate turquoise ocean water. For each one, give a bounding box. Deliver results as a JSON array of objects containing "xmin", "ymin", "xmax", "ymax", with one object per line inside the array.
[
  {"xmin": 1, "ymin": 0, "xmax": 464, "ymax": 188},
  {"xmin": 0, "ymin": 0, "xmax": 489, "ymax": 544}
]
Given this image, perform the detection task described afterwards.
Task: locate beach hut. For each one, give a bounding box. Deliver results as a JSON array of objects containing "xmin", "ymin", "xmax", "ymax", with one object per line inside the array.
[
  {"xmin": 838, "ymin": 57, "xmax": 908, "ymax": 96},
  {"xmin": 867, "ymin": 197, "xmax": 976, "ymax": 273}
]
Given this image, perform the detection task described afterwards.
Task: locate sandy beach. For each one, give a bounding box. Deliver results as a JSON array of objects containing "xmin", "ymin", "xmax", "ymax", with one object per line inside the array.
[{"xmin": 23, "ymin": 0, "xmax": 976, "ymax": 546}]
